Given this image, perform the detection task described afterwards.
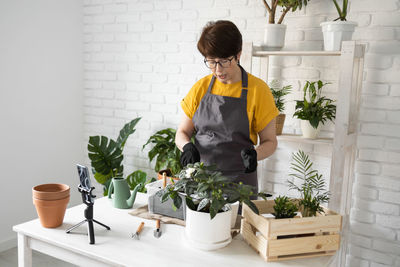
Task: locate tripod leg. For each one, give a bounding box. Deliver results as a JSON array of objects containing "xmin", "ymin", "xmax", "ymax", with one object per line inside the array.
[
  {"xmin": 66, "ymin": 220, "xmax": 87, "ymax": 233},
  {"xmin": 93, "ymin": 219, "xmax": 111, "ymax": 230},
  {"xmin": 87, "ymin": 220, "xmax": 95, "ymax": 245}
]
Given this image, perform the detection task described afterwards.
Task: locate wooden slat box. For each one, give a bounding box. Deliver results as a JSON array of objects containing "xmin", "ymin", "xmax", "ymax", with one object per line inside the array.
[{"xmin": 240, "ymin": 200, "xmax": 342, "ymax": 262}]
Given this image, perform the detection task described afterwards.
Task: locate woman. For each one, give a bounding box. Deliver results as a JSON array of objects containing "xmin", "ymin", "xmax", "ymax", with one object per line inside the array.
[{"xmin": 175, "ymin": 20, "xmax": 278, "ymax": 194}]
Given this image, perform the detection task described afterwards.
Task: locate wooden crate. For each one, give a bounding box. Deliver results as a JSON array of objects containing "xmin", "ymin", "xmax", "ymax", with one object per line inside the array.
[{"xmin": 240, "ymin": 200, "xmax": 342, "ymax": 262}]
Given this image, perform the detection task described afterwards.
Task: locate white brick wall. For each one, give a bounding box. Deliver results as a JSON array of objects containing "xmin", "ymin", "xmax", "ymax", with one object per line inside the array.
[{"xmin": 83, "ymin": 0, "xmax": 400, "ymax": 265}]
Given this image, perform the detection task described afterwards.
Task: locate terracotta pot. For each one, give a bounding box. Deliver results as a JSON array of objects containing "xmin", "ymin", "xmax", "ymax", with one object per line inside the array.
[
  {"xmin": 157, "ymin": 169, "xmax": 179, "ymax": 181},
  {"xmin": 32, "ymin": 183, "xmax": 70, "ymax": 201},
  {"xmin": 33, "ymin": 196, "xmax": 70, "ymax": 228}
]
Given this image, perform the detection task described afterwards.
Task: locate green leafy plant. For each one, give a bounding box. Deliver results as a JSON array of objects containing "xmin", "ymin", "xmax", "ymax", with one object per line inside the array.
[
  {"xmin": 332, "ymin": 0, "xmax": 348, "ymax": 21},
  {"xmin": 293, "ymin": 80, "xmax": 336, "ymax": 129},
  {"xmin": 88, "ymin": 117, "xmax": 153, "ymax": 195},
  {"xmin": 262, "ymin": 0, "xmax": 311, "ymax": 24},
  {"xmin": 126, "ymin": 170, "xmax": 156, "ymax": 194},
  {"xmin": 272, "ymin": 195, "xmax": 298, "ymax": 219},
  {"xmin": 270, "ymin": 80, "xmax": 292, "ymax": 113},
  {"xmin": 287, "ymin": 150, "xmax": 330, "ymax": 217},
  {"xmin": 157, "ymin": 162, "xmax": 271, "ymax": 219},
  {"xmin": 143, "ymin": 128, "xmax": 182, "ymax": 176}
]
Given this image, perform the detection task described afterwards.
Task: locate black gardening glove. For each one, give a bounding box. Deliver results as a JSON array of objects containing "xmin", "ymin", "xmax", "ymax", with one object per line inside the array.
[
  {"xmin": 180, "ymin": 143, "xmax": 200, "ymax": 167},
  {"xmin": 241, "ymin": 148, "xmax": 257, "ymax": 173}
]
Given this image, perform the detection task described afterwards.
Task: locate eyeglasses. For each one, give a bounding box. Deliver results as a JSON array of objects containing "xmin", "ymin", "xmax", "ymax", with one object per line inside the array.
[{"xmin": 204, "ymin": 57, "xmax": 235, "ymax": 69}]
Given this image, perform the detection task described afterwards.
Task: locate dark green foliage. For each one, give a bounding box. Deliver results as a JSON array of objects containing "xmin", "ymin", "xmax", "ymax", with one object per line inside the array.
[
  {"xmin": 272, "ymin": 196, "xmax": 298, "ymax": 219},
  {"xmin": 88, "ymin": 117, "xmax": 154, "ymax": 195},
  {"xmin": 293, "ymin": 80, "xmax": 336, "ymax": 129},
  {"xmin": 126, "ymin": 170, "xmax": 156, "ymax": 193},
  {"xmin": 287, "ymin": 150, "xmax": 330, "ymax": 217},
  {"xmin": 332, "ymin": 0, "xmax": 348, "ymax": 21},
  {"xmin": 142, "ymin": 128, "xmax": 182, "ymax": 175},
  {"xmin": 157, "ymin": 162, "xmax": 272, "ymax": 219},
  {"xmin": 270, "ymin": 80, "xmax": 292, "ymax": 113}
]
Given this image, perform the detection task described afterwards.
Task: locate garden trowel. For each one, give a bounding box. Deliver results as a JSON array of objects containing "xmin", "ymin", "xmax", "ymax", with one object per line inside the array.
[
  {"xmin": 153, "ymin": 219, "xmax": 162, "ymax": 238},
  {"xmin": 131, "ymin": 222, "xmax": 145, "ymax": 240}
]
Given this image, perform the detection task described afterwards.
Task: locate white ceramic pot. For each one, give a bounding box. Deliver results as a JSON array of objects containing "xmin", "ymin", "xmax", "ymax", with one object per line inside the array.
[
  {"xmin": 263, "ymin": 24, "xmax": 287, "ymax": 50},
  {"xmin": 230, "ymin": 201, "xmax": 239, "ymax": 228},
  {"xmin": 184, "ymin": 204, "xmax": 232, "ymax": 250},
  {"xmin": 300, "ymin": 120, "xmax": 321, "ymax": 139},
  {"xmin": 320, "ymin": 21, "xmax": 357, "ymax": 51}
]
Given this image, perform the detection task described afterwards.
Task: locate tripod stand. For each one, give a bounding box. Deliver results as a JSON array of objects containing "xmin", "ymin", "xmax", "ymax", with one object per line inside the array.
[{"xmin": 66, "ymin": 185, "xmax": 110, "ymax": 244}]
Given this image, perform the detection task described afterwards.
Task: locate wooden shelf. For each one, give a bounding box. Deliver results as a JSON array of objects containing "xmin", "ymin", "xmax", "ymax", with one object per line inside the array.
[
  {"xmin": 253, "ymin": 49, "xmax": 341, "ymax": 57},
  {"xmin": 277, "ymin": 134, "xmax": 333, "ymax": 145}
]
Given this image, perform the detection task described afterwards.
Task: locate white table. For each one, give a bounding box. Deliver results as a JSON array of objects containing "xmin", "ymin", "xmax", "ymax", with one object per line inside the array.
[{"xmin": 14, "ymin": 193, "xmax": 335, "ymax": 267}]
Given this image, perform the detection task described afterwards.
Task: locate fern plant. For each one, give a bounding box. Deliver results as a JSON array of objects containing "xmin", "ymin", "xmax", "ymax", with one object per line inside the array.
[
  {"xmin": 272, "ymin": 195, "xmax": 298, "ymax": 219},
  {"xmin": 270, "ymin": 80, "xmax": 292, "ymax": 113},
  {"xmin": 287, "ymin": 150, "xmax": 330, "ymax": 217}
]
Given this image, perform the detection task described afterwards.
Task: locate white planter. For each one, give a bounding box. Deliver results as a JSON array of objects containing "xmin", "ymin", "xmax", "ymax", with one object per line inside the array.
[
  {"xmin": 263, "ymin": 24, "xmax": 287, "ymax": 50},
  {"xmin": 230, "ymin": 202, "xmax": 239, "ymax": 228},
  {"xmin": 184, "ymin": 204, "xmax": 232, "ymax": 250},
  {"xmin": 300, "ymin": 120, "xmax": 321, "ymax": 139},
  {"xmin": 321, "ymin": 21, "xmax": 357, "ymax": 51}
]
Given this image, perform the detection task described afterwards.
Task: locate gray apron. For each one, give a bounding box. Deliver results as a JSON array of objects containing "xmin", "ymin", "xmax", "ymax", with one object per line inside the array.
[{"xmin": 192, "ymin": 66, "xmax": 258, "ymax": 194}]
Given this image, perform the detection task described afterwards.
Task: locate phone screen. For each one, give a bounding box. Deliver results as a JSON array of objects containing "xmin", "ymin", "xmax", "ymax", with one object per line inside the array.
[{"xmin": 77, "ymin": 164, "xmax": 92, "ymax": 191}]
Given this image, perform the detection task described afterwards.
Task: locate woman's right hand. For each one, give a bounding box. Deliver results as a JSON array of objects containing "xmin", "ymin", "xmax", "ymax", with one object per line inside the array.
[{"xmin": 180, "ymin": 143, "xmax": 200, "ymax": 167}]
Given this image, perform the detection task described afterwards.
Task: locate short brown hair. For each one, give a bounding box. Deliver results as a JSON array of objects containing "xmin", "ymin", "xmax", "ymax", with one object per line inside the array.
[{"xmin": 197, "ymin": 20, "xmax": 242, "ymax": 59}]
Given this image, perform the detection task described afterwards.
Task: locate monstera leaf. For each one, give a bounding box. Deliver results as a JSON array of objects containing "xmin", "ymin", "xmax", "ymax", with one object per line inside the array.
[
  {"xmin": 116, "ymin": 117, "xmax": 141, "ymax": 149},
  {"xmin": 88, "ymin": 136, "xmax": 123, "ymax": 183}
]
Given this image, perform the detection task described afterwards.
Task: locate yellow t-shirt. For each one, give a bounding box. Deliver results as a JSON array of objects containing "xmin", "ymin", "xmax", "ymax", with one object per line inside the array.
[{"xmin": 181, "ymin": 73, "xmax": 279, "ymax": 145}]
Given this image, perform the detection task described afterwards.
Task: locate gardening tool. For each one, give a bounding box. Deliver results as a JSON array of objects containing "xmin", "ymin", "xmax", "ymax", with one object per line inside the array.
[
  {"xmin": 153, "ymin": 219, "xmax": 162, "ymax": 238},
  {"xmin": 131, "ymin": 222, "xmax": 145, "ymax": 240}
]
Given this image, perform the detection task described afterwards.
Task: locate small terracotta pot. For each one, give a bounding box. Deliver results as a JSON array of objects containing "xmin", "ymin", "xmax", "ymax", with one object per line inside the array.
[
  {"xmin": 33, "ymin": 196, "xmax": 70, "ymax": 228},
  {"xmin": 32, "ymin": 183, "xmax": 70, "ymax": 201}
]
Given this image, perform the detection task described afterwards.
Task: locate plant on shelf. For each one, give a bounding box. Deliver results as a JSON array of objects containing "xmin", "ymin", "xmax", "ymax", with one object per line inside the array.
[
  {"xmin": 287, "ymin": 150, "xmax": 330, "ymax": 217},
  {"xmin": 270, "ymin": 80, "xmax": 292, "ymax": 135},
  {"xmin": 143, "ymin": 128, "xmax": 182, "ymax": 178},
  {"xmin": 157, "ymin": 162, "xmax": 270, "ymax": 219},
  {"xmin": 293, "ymin": 80, "xmax": 336, "ymax": 138},
  {"xmin": 262, "ymin": 0, "xmax": 310, "ymax": 24},
  {"xmin": 260, "ymin": 0, "xmax": 310, "ymax": 49},
  {"xmin": 88, "ymin": 117, "xmax": 154, "ymax": 195},
  {"xmin": 321, "ymin": 0, "xmax": 357, "ymax": 51},
  {"xmin": 272, "ymin": 195, "xmax": 298, "ymax": 219},
  {"xmin": 332, "ymin": 0, "xmax": 348, "ymax": 21}
]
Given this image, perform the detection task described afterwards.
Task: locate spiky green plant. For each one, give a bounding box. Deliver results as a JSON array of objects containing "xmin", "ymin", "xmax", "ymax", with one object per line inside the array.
[
  {"xmin": 270, "ymin": 80, "xmax": 292, "ymax": 113},
  {"xmin": 272, "ymin": 196, "xmax": 298, "ymax": 219},
  {"xmin": 287, "ymin": 150, "xmax": 330, "ymax": 217}
]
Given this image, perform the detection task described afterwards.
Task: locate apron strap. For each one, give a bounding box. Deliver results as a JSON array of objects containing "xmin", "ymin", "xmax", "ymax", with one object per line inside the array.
[{"xmin": 206, "ymin": 65, "xmax": 249, "ymax": 97}]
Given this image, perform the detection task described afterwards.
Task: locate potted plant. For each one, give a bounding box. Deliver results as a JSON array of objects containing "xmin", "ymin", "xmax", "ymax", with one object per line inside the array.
[
  {"xmin": 287, "ymin": 150, "xmax": 330, "ymax": 217},
  {"xmin": 261, "ymin": 0, "xmax": 310, "ymax": 50},
  {"xmin": 320, "ymin": 0, "xmax": 357, "ymax": 51},
  {"xmin": 143, "ymin": 128, "xmax": 182, "ymax": 180},
  {"xmin": 272, "ymin": 195, "xmax": 298, "ymax": 219},
  {"xmin": 293, "ymin": 80, "xmax": 336, "ymax": 139},
  {"xmin": 157, "ymin": 162, "xmax": 270, "ymax": 250},
  {"xmin": 270, "ymin": 80, "xmax": 292, "ymax": 135},
  {"xmin": 240, "ymin": 150, "xmax": 340, "ymax": 261},
  {"xmin": 88, "ymin": 117, "xmax": 155, "ymax": 195}
]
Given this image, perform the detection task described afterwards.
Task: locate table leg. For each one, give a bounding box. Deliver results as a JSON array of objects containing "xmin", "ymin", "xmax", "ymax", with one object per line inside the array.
[{"xmin": 17, "ymin": 233, "xmax": 32, "ymax": 267}]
